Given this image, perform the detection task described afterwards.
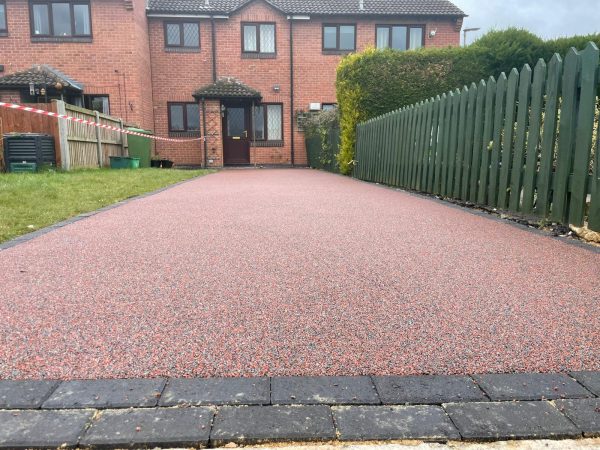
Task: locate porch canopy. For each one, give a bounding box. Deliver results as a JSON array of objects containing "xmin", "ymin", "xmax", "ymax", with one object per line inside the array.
[
  {"xmin": 193, "ymin": 77, "xmax": 261, "ymax": 101},
  {"xmin": 0, "ymin": 65, "xmax": 84, "ymax": 96}
]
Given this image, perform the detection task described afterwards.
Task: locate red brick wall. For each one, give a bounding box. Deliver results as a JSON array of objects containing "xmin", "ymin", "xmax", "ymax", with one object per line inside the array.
[
  {"xmin": 0, "ymin": 0, "xmax": 153, "ymax": 129},
  {"xmin": 291, "ymin": 17, "xmax": 461, "ymax": 165},
  {"xmin": 1, "ymin": 0, "xmax": 461, "ymax": 166},
  {"xmin": 149, "ymin": 1, "xmax": 461, "ymax": 166}
]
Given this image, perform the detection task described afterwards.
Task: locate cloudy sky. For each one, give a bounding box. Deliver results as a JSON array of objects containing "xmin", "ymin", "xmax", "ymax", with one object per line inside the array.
[{"xmin": 452, "ymin": 0, "xmax": 600, "ymax": 45}]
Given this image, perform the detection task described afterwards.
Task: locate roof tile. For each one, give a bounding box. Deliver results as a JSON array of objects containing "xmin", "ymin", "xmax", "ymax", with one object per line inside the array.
[{"xmin": 147, "ymin": 0, "xmax": 465, "ymax": 17}]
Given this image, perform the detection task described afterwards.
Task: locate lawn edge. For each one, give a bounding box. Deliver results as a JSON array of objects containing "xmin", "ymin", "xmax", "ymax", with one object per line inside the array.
[{"xmin": 0, "ymin": 170, "xmax": 217, "ymax": 251}]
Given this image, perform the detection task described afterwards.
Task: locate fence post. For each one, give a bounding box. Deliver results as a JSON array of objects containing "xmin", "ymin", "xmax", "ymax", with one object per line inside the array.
[
  {"xmin": 94, "ymin": 111, "xmax": 103, "ymax": 168},
  {"xmin": 119, "ymin": 119, "xmax": 127, "ymax": 156},
  {"xmin": 55, "ymin": 100, "xmax": 70, "ymax": 171}
]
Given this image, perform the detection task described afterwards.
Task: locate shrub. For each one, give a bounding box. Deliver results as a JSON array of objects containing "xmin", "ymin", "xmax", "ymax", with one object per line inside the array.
[
  {"xmin": 336, "ymin": 46, "xmax": 489, "ymax": 174},
  {"xmin": 544, "ymin": 34, "xmax": 600, "ymax": 60},
  {"xmin": 302, "ymin": 109, "xmax": 339, "ymax": 138},
  {"xmin": 471, "ymin": 28, "xmax": 546, "ymax": 75}
]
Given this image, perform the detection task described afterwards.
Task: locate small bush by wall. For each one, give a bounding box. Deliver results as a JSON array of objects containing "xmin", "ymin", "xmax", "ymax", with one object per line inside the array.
[{"xmin": 302, "ymin": 109, "xmax": 340, "ymax": 172}]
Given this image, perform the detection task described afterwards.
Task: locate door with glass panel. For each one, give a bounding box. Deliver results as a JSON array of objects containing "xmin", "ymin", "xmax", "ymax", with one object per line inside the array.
[{"xmin": 222, "ymin": 103, "xmax": 251, "ymax": 165}]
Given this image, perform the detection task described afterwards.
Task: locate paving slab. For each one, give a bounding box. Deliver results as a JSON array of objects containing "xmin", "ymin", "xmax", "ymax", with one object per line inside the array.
[
  {"xmin": 210, "ymin": 405, "xmax": 336, "ymax": 445},
  {"xmin": 473, "ymin": 373, "xmax": 593, "ymax": 401},
  {"xmin": 0, "ymin": 409, "xmax": 93, "ymax": 449},
  {"xmin": 42, "ymin": 379, "xmax": 166, "ymax": 409},
  {"xmin": 332, "ymin": 405, "xmax": 460, "ymax": 441},
  {"xmin": 79, "ymin": 407, "xmax": 214, "ymax": 448},
  {"xmin": 554, "ymin": 399, "xmax": 600, "ymax": 437},
  {"xmin": 444, "ymin": 401, "xmax": 581, "ymax": 441},
  {"xmin": 570, "ymin": 372, "xmax": 600, "ymax": 396},
  {"xmin": 0, "ymin": 380, "xmax": 58, "ymax": 409},
  {"xmin": 373, "ymin": 376, "xmax": 487, "ymax": 404},
  {"xmin": 159, "ymin": 377, "xmax": 269, "ymax": 406},
  {"xmin": 271, "ymin": 376, "xmax": 380, "ymax": 405}
]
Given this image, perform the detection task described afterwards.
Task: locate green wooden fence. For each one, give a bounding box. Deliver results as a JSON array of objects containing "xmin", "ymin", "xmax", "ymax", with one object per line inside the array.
[
  {"xmin": 355, "ymin": 43, "xmax": 600, "ymax": 231},
  {"xmin": 306, "ymin": 129, "xmax": 340, "ymax": 173}
]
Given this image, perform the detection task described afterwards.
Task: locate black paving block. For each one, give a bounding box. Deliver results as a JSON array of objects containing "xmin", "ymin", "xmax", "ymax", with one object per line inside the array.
[
  {"xmin": 555, "ymin": 398, "xmax": 600, "ymax": 437},
  {"xmin": 160, "ymin": 377, "xmax": 269, "ymax": 406},
  {"xmin": 80, "ymin": 407, "xmax": 214, "ymax": 448},
  {"xmin": 444, "ymin": 401, "xmax": 581, "ymax": 441},
  {"xmin": 373, "ymin": 375, "xmax": 487, "ymax": 404},
  {"xmin": 0, "ymin": 409, "xmax": 93, "ymax": 449},
  {"xmin": 333, "ymin": 405, "xmax": 460, "ymax": 441},
  {"xmin": 0, "ymin": 380, "xmax": 58, "ymax": 409},
  {"xmin": 42, "ymin": 379, "xmax": 166, "ymax": 409},
  {"xmin": 570, "ymin": 371, "xmax": 600, "ymax": 396},
  {"xmin": 473, "ymin": 373, "xmax": 593, "ymax": 401},
  {"xmin": 271, "ymin": 376, "xmax": 380, "ymax": 405},
  {"xmin": 210, "ymin": 405, "xmax": 336, "ymax": 445}
]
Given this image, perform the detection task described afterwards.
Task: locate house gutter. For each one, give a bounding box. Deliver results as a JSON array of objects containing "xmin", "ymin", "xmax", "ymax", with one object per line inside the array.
[
  {"xmin": 287, "ymin": 15, "xmax": 309, "ymax": 167},
  {"xmin": 289, "ymin": 18, "xmax": 295, "ymax": 166},
  {"xmin": 201, "ymin": 97, "xmax": 208, "ymax": 168},
  {"xmin": 211, "ymin": 18, "xmax": 217, "ymax": 83}
]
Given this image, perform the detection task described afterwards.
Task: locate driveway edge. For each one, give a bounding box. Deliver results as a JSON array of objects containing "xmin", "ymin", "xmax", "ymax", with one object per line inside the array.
[
  {"xmin": 0, "ymin": 372, "xmax": 598, "ymax": 448},
  {"xmin": 0, "ymin": 172, "xmax": 216, "ymax": 252}
]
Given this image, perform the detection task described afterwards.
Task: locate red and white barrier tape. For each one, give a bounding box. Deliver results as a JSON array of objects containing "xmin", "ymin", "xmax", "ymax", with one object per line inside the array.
[{"xmin": 0, "ymin": 102, "xmax": 204, "ymax": 143}]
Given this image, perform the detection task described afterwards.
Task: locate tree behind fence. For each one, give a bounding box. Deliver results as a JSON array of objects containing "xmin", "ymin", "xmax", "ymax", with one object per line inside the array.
[{"xmin": 354, "ymin": 43, "xmax": 600, "ymax": 232}]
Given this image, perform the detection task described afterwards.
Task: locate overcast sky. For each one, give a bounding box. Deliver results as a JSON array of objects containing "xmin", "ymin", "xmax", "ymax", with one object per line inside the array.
[{"xmin": 452, "ymin": 0, "xmax": 600, "ymax": 45}]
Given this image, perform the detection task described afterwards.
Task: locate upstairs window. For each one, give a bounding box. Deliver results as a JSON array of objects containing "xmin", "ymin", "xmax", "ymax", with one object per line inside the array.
[
  {"xmin": 323, "ymin": 24, "xmax": 355, "ymax": 52},
  {"xmin": 30, "ymin": 0, "xmax": 91, "ymax": 37},
  {"xmin": 0, "ymin": 1, "xmax": 7, "ymax": 35},
  {"xmin": 242, "ymin": 23, "xmax": 275, "ymax": 54},
  {"xmin": 168, "ymin": 102, "xmax": 200, "ymax": 133},
  {"xmin": 252, "ymin": 104, "xmax": 283, "ymax": 141},
  {"xmin": 376, "ymin": 25, "xmax": 424, "ymax": 50},
  {"xmin": 165, "ymin": 21, "xmax": 199, "ymax": 48}
]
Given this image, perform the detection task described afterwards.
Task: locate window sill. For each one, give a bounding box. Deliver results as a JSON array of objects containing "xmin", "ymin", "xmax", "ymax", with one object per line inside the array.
[
  {"xmin": 169, "ymin": 131, "xmax": 201, "ymax": 138},
  {"xmin": 165, "ymin": 47, "xmax": 201, "ymax": 53},
  {"xmin": 242, "ymin": 53, "xmax": 277, "ymax": 59},
  {"xmin": 31, "ymin": 36, "xmax": 92, "ymax": 43},
  {"xmin": 0, "ymin": 32, "xmax": 7, "ymax": 37},
  {"xmin": 322, "ymin": 49, "xmax": 354, "ymax": 55},
  {"xmin": 250, "ymin": 140, "xmax": 284, "ymax": 147}
]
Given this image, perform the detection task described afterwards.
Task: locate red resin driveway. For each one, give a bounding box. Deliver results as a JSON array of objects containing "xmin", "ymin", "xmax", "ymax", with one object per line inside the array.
[{"xmin": 0, "ymin": 169, "xmax": 598, "ymax": 380}]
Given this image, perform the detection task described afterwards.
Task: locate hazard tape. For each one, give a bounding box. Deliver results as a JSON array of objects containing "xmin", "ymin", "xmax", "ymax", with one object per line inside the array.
[{"xmin": 0, "ymin": 102, "xmax": 204, "ymax": 143}]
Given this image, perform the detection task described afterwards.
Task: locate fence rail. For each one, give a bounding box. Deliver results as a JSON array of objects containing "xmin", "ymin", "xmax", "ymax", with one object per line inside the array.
[
  {"xmin": 355, "ymin": 43, "xmax": 600, "ymax": 232},
  {"xmin": 61, "ymin": 103, "xmax": 127, "ymax": 169}
]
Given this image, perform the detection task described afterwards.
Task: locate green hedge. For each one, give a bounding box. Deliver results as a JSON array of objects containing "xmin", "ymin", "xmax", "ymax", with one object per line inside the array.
[
  {"xmin": 336, "ymin": 46, "xmax": 489, "ymax": 174},
  {"xmin": 336, "ymin": 28, "xmax": 600, "ymax": 175}
]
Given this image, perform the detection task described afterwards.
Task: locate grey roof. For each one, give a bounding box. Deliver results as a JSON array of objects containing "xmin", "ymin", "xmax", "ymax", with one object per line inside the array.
[
  {"xmin": 147, "ymin": 0, "xmax": 466, "ymax": 17},
  {"xmin": 193, "ymin": 77, "xmax": 262, "ymax": 99},
  {"xmin": 0, "ymin": 65, "xmax": 84, "ymax": 91}
]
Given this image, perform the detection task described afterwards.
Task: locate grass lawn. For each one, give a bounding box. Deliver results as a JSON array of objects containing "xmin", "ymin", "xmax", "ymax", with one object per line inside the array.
[{"xmin": 0, "ymin": 168, "xmax": 213, "ymax": 243}]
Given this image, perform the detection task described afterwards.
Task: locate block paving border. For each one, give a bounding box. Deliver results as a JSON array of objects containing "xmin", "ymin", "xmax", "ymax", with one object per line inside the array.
[{"xmin": 0, "ymin": 372, "xmax": 598, "ymax": 448}]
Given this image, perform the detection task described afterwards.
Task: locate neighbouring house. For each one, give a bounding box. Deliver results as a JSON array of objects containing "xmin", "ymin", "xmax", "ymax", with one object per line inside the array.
[{"xmin": 0, "ymin": 0, "xmax": 464, "ymax": 167}]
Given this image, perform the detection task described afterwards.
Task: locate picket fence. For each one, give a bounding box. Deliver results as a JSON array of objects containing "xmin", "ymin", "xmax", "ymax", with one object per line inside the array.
[{"xmin": 354, "ymin": 43, "xmax": 600, "ymax": 231}]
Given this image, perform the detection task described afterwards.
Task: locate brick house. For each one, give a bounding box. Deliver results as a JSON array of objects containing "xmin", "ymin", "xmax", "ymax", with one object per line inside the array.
[{"xmin": 0, "ymin": 0, "xmax": 464, "ymax": 167}]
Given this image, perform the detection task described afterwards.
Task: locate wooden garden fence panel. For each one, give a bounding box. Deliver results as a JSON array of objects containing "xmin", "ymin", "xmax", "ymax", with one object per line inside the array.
[
  {"xmin": 354, "ymin": 43, "xmax": 600, "ymax": 232},
  {"xmin": 63, "ymin": 103, "xmax": 126, "ymax": 169}
]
